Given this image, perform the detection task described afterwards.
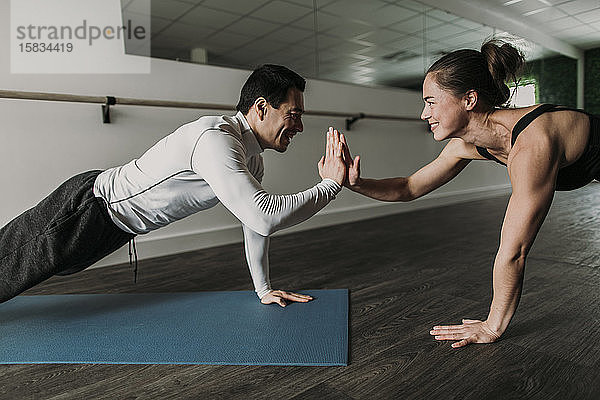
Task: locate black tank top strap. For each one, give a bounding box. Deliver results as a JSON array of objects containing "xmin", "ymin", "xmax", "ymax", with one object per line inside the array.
[
  {"xmin": 476, "ymin": 104, "xmax": 599, "ymax": 191},
  {"xmin": 476, "ymin": 146, "xmax": 505, "ymax": 165},
  {"xmin": 511, "ymin": 104, "xmax": 557, "ymax": 146},
  {"xmin": 477, "ymin": 104, "xmax": 590, "ymax": 168},
  {"xmin": 544, "ymin": 106, "xmax": 592, "ymax": 116}
]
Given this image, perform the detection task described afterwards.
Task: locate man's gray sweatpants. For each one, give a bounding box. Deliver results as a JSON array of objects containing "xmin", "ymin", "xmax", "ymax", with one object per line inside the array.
[{"xmin": 0, "ymin": 170, "xmax": 134, "ymax": 303}]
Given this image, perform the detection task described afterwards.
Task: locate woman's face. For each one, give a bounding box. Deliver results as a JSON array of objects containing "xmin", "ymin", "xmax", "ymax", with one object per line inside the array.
[{"xmin": 420, "ymin": 73, "xmax": 469, "ymax": 141}]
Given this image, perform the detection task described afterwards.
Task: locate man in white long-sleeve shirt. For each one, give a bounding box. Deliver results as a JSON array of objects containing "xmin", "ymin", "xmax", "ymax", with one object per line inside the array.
[{"xmin": 0, "ymin": 65, "xmax": 347, "ymax": 307}]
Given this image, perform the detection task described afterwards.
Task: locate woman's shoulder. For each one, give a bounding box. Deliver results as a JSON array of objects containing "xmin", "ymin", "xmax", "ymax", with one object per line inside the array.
[
  {"xmin": 507, "ymin": 104, "xmax": 588, "ymax": 141},
  {"xmin": 494, "ymin": 104, "xmax": 547, "ymax": 124},
  {"xmin": 443, "ymin": 138, "xmax": 486, "ymax": 160},
  {"xmin": 507, "ymin": 104, "xmax": 588, "ymax": 166},
  {"xmin": 500, "ymin": 103, "xmax": 587, "ymax": 127}
]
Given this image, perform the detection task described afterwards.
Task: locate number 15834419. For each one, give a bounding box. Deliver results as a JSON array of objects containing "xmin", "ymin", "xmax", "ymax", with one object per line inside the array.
[{"xmin": 18, "ymin": 42, "xmax": 74, "ymax": 53}]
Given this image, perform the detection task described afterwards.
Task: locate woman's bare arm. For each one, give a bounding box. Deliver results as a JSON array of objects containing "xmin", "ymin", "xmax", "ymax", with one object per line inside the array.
[
  {"xmin": 430, "ymin": 132, "xmax": 560, "ymax": 347},
  {"xmin": 342, "ymin": 138, "xmax": 481, "ymax": 202}
]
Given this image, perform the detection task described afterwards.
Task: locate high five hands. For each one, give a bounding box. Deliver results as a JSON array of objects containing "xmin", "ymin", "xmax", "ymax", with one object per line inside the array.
[
  {"xmin": 319, "ymin": 127, "xmax": 361, "ymax": 187},
  {"xmin": 318, "ymin": 127, "xmax": 348, "ymax": 186}
]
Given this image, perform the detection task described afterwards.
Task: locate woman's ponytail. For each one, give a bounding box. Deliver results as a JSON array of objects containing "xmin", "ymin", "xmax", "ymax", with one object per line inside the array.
[{"xmin": 427, "ymin": 39, "xmax": 525, "ymax": 110}]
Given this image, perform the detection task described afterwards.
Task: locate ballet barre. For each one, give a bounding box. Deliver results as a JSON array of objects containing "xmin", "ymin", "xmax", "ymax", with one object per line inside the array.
[{"xmin": 0, "ymin": 89, "xmax": 421, "ymax": 130}]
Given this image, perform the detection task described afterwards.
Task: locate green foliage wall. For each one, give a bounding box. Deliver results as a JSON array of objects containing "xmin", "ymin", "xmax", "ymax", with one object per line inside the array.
[
  {"xmin": 521, "ymin": 47, "xmax": 600, "ymax": 114},
  {"xmin": 523, "ymin": 55, "xmax": 577, "ymax": 108},
  {"xmin": 585, "ymin": 48, "xmax": 600, "ymax": 114}
]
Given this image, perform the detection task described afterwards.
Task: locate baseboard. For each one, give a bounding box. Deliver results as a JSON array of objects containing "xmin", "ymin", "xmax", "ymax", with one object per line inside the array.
[{"xmin": 91, "ymin": 183, "xmax": 511, "ymax": 268}]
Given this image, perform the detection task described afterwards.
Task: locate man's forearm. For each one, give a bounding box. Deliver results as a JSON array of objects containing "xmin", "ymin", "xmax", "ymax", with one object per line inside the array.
[
  {"xmin": 242, "ymin": 224, "xmax": 271, "ymax": 299},
  {"xmin": 193, "ymin": 131, "xmax": 342, "ymax": 237},
  {"xmin": 349, "ymin": 177, "xmax": 413, "ymax": 202}
]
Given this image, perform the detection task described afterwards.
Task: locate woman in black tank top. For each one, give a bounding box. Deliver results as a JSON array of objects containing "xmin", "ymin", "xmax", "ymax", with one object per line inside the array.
[{"xmin": 339, "ymin": 39, "xmax": 598, "ymax": 349}]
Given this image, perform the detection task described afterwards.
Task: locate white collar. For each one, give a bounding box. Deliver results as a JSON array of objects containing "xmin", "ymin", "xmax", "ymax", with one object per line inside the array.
[{"xmin": 236, "ymin": 111, "xmax": 263, "ymax": 157}]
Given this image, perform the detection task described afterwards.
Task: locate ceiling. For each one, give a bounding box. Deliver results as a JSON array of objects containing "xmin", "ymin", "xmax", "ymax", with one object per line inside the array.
[{"xmin": 122, "ymin": 0, "xmax": 600, "ymax": 89}]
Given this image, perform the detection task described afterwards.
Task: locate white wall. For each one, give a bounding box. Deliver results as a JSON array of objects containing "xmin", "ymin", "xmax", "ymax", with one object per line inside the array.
[{"xmin": 0, "ymin": 1, "xmax": 510, "ymax": 267}]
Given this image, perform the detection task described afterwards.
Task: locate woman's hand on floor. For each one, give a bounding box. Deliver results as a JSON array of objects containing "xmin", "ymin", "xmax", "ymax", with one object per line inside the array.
[{"xmin": 430, "ymin": 319, "xmax": 501, "ymax": 348}]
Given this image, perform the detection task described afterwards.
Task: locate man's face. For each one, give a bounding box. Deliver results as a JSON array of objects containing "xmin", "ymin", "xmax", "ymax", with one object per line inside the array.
[{"xmin": 256, "ymin": 88, "xmax": 304, "ymax": 152}]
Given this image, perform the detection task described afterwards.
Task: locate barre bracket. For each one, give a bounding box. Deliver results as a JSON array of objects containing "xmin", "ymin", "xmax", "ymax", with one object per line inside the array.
[
  {"xmin": 102, "ymin": 96, "xmax": 117, "ymax": 123},
  {"xmin": 345, "ymin": 113, "xmax": 365, "ymax": 131}
]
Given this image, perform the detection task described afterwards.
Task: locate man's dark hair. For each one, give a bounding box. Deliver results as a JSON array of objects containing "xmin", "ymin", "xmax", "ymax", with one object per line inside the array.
[{"xmin": 236, "ymin": 64, "xmax": 306, "ymax": 115}]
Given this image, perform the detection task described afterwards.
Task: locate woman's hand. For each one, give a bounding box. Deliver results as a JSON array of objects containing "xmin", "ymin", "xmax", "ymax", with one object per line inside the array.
[
  {"xmin": 338, "ymin": 130, "xmax": 361, "ymax": 187},
  {"xmin": 430, "ymin": 319, "xmax": 501, "ymax": 348}
]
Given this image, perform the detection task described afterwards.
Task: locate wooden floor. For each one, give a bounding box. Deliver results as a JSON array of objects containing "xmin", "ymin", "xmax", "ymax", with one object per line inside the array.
[{"xmin": 3, "ymin": 183, "xmax": 600, "ymax": 399}]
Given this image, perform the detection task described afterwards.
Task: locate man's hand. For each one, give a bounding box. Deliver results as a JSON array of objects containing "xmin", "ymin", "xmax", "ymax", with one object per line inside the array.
[
  {"xmin": 339, "ymin": 132, "xmax": 361, "ymax": 187},
  {"xmin": 260, "ymin": 290, "xmax": 314, "ymax": 307},
  {"xmin": 318, "ymin": 127, "xmax": 346, "ymax": 186},
  {"xmin": 430, "ymin": 319, "xmax": 501, "ymax": 348}
]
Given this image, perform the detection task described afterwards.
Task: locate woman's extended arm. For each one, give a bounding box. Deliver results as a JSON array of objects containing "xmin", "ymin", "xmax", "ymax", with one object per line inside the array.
[
  {"xmin": 342, "ymin": 137, "xmax": 477, "ymax": 201},
  {"xmin": 430, "ymin": 133, "xmax": 560, "ymax": 347}
]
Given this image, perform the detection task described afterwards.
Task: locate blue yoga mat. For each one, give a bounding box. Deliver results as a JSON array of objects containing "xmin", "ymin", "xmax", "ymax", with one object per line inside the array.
[{"xmin": 0, "ymin": 289, "xmax": 348, "ymax": 366}]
